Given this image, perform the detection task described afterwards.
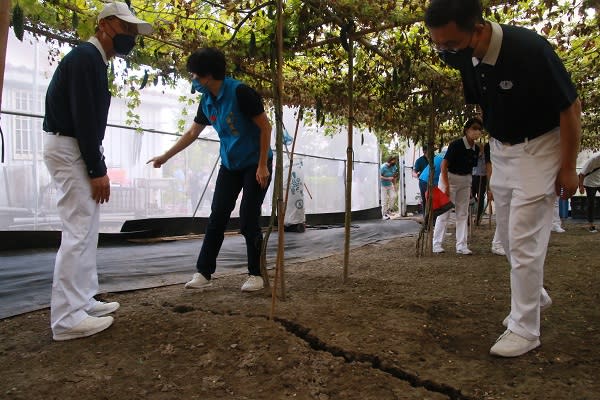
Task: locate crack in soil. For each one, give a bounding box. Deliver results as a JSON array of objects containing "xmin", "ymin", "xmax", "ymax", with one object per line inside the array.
[
  {"xmin": 166, "ymin": 304, "xmax": 475, "ymax": 400},
  {"xmin": 275, "ymin": 317, "xmax": 476, "ymax": 400}
]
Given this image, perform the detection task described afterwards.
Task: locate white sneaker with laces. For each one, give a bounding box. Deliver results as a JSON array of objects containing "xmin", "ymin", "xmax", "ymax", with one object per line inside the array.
[
  {"xmin": 490, "ymin": 329, "xmax": 540, "ymax": 357},
  {"xmin": 87, "ymin": 301, "xmax": 120, "ymax": 317},
  {"xmin": 185, "ymin": 273, "xmax": 213, "ymax": 289},
  {"xmin": 241, "ymin": 275, "xmax": 264, "ymax": 292},
  {"xmin": 491, "ymin": 245, "xmax": 506, "ymax": 256},
  {"xmin": 53, "ymin": 316, "xmax": 113, "ymax": 341}
]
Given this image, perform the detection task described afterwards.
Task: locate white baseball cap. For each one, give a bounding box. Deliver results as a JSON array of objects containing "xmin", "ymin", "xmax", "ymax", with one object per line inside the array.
[{"xmin": 98, "ymin": 2, "xmax": 153, "ymax": 35}]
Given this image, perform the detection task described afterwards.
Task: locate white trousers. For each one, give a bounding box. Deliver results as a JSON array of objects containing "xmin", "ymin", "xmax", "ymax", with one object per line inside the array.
[
  {"xmin": 491, "ymin": 227, "xmax": 503, "ymax": 248},
  {"xmin": 489, "ymin": 129, "xmax": 559, "ymax": 340},
  {"xmin": 552, "ymin": 197, "xmax": 562, "ymax": 229},
  {"xmin": 44, "ymin": 135, "xmax": 100, "ymax": 335},
  {"xmin": 381, "ymin": 184, "xmax": 396, "ymax": 215},
  {"xmin": 433, "ymin": 173, "xmax": 471, "ymax": 250}
]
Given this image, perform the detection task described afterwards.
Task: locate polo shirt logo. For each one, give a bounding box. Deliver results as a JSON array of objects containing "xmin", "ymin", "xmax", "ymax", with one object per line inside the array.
[
  {"xmin": 499, "ymin": 80, "xmax": 513, "ymax": 90},
  {"xmin": 226, "ymin": 112, "xmax": 240, "ymax": 136},
  {"xmin": 210, "ymin": 115, "xmax": 217, "ymax": 122}
]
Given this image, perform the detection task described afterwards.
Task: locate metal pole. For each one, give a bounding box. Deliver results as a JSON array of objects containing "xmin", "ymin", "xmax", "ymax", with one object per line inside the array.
[{"xmin": 192, "ymin": 155, "xmax": 220, "ymax": 218}]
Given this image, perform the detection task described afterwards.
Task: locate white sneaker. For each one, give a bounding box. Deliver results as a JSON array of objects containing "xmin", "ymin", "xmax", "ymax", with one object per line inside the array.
[
  {"xmin": 490, "ymin": 329, "xmax": 540, "ymax": 357},
  {"xmin": 382, "ymin": 214, "xmax": 390, "ymax": 220},
  {"xmin": 456, "ymin": 247, "xmax": 473, "ymax": 255},
  {"xmin": 551, "ymin": 225, "xmax": 565, "ymax": 233},
  {"xmin": 87, "ymin": 301, "xmax": 120, "ymax": 317},
  {"xmin": 185, "ymin": 273, "xmax": 213, "ymax": 289},
  {"xmin": 502, "ymin": 297, "xmax": 552, "ymax": 327},
  {"xmin": 53, "ymin": 316, "xmax": 114, "ymax": 341},
  {"xmin": 491, "ymin": 245, "xmax": 506, "ymax": 256},
  {"xmin": 241, "ymin": 275, "xmax": 264, "ymax": 292},
  {"xmin": 432, "ymin": 246, "xmax": 445, "ymax": 254}
]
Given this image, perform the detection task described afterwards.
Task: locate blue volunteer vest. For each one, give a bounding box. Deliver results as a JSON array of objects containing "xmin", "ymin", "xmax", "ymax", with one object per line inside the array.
[{"xmin": 201, "ymin": 77, "xmax": 272, "ymax": 170}]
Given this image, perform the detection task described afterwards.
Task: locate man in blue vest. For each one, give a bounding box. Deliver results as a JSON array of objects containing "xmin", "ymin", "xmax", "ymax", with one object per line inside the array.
[{"xmin": 148, "ymin": 48, "xmax": 273, "ymax": 292}]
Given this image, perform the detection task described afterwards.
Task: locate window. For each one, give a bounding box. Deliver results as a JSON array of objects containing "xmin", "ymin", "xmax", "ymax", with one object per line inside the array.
[{"xmin": 12, "ymin": 90, "xmax": 44, "ymax": 160}]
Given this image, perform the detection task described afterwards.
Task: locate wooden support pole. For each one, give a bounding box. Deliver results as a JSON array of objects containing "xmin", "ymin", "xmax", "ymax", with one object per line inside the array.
[
  {"xmin": 343, "ymin": 28, "xmax": 354, "ymax": 283},
  {"xmin": 270, "ymin": 0, "xmax": 285, "ymax": 320},
  {"xmin": 0, "ymin": 0, "xmax": 11, "ymax": 112}
]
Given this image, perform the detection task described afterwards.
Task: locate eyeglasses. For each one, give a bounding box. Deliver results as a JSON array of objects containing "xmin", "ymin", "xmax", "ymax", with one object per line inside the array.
[
  {"xmin": 430, "ymin": 31, "xmax": 474, "ymax": 54},
  {"xmin": 106, "ymin": 16, "xmax": 137, "ymax": 36}
]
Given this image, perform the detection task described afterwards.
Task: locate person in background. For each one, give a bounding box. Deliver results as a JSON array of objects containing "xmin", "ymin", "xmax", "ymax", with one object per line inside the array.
[
  {"xmin": 148, "ymin": 48, "xmax": 273, "ymax": 292},
  {"xmin": 380, "ymin": 156, "xmax": 399, "ymax": 220},
  {"xmin": 419, "ymin": 149, "xmax": 446, "ymax": 227},
  {"xmin": 578, "ymin": 152, "xmax": 600, "ymax": 232},
  {"xmin": 426, "ymin": 0, "xmax": 580, "ymax": 357},
  {"xmin": 42, "ymin": 2, "xmax": 153, "ymax": 341},
  {"xmin": 471, "ymin": 141, "xmax": 487, "ymax": 225},
  {"xmin": 484, "ymin": 142, "xmax": 506, "ymax": 256},
  {"xmin": 551, "ymin": 198, "xmax": 565, "ymax": 233},
  {"xmin": 413, "ymin": 145, "xmax": 429, "ymax": 216},
  {"xmin": 432, "ymin": 118, "xmax": 481, "ymax": 254}
]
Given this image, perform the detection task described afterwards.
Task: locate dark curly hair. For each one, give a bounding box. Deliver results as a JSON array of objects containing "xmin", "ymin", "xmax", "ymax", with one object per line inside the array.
[
  {"xmin": 424, "ymin": 0, "xmax": 484, "ymax": 32},
  {"xmin": 186, "ymin": 48, "xmax": 226, "ymax": 80},
  {"xmin": 463, "ymin": 117, "xmax": 483, "ymax": 135}
]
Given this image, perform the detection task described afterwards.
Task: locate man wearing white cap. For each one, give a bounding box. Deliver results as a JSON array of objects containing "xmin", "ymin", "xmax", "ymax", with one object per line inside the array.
[{"xmin": 42, "ymin": 2, "xmax": 152, "ymax": 341}]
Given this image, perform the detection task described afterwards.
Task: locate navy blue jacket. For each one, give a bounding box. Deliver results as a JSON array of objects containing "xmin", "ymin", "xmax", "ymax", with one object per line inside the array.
[{"xmin": 43, "ymin": 42, "xmax": 111, "ymax": 178}]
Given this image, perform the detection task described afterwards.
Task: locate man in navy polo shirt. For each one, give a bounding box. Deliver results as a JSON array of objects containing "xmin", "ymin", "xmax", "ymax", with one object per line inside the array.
[
  {"xmin": 432, "ymin": 117, "xmax": 481, "ymax": 255},
  {"xmin": 43, "ymin": 2, "xmax": 153, "ymax": 341},
  {"xmin": 148, "ymin": 48, "xmax": 273, "ymax": 293},
  {"xmin": 426, "ymin": 0, "xmax": 581, "ymax": 357}
]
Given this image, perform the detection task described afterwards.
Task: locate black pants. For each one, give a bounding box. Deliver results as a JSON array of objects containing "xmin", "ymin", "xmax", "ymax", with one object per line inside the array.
[
  {"xmin": 471, "ymin": 175, "xmax": 487, "ymax": 225},
  {"xmin": 584, "ymin": 186, "xmax": 599, "ymax": 224},
  {"xmin": 419, "ymin": 180, "xmax": 428, "ymax": 216},
  {"xmin": 196, "ymin": 161, "xmax": 272, "ymax": 277}
]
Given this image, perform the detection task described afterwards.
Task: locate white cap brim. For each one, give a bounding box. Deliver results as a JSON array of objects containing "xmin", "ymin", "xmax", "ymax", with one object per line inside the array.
[
  {"xmin": 116, "ymin": 14, "xmax": 153, "ymax": 35},
  {"xmin": 98, "ymin": 2, "xmax": 153, "ymax": 35}
]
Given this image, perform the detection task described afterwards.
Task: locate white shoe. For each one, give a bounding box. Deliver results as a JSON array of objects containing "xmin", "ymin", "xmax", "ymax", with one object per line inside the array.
[
  {"xmin": 551, "ymin": 226, "xmax": 565, "ymax": 233},
  {"xmin": 502, "ymin": 297, "xmax": 552, "ymax": 327},
  {"xmin": 87, "ymin": 301, "xmax": 120, "ymax": 317},
  {"xmin": 456, "ymin": 247, "xmax": 473, "ymax": 255},
  {"xmin": 491, "ymin": 245, "xmax": 506, "ymax": 256},
  {"xmin": 241, "ymin": 275, "xmax": 264, "ymax": 292},
  {"xmin": 432, "ymin": 246, "xmax": 445, "ymax": 254},
  {"xmin": 490, "ymin": 329, "xmax": 540, "ymax": 357},
  {"xmin": 185, "ymin": 273, "xmax": 213, "ymax": 289},
  {"xmin": 53, "ymin": 316, "xmax": 113, "ymax": 341},
  {"xmin": 382, "ymin": 214, "xmax": 390, "ymax": 220}
]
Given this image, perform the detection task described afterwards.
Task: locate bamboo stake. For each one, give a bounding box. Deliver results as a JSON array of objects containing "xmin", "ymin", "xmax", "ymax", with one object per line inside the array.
[
  {"xmin": 343, "ymin": 26, "xmax": 354, "ymax": 283},
  {"xmin": 416, "ymin": 86, "xmax": 436, "ymax": 257},
  {"xmin": 0, "ymin": 0, "xmax": 10, "ymax": 164},
  {"xmin": 269, "ymin": 0, "xmax": 285, "ymax": 320},
  {"xmin": 0, "ymin": 0, "xmax": 10, "ymax": 112}
]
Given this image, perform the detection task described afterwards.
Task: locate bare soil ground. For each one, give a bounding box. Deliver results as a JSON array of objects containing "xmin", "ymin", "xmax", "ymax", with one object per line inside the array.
[{"xmin": 1, "ymin": 220, "xmax": 599, "ymax": 400}]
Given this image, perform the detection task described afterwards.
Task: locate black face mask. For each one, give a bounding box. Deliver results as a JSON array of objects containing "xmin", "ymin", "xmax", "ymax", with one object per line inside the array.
[
  {"xmin": 437, "ymin": 46, "xmax": 475, "ymax": 70},
  {"xmin": 112, "ymin": 34, "xmax": 136, "ymax": 56},
  {"xmin": 105, "ymin": 20, "xmax": 136, "ymax": 56}
]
